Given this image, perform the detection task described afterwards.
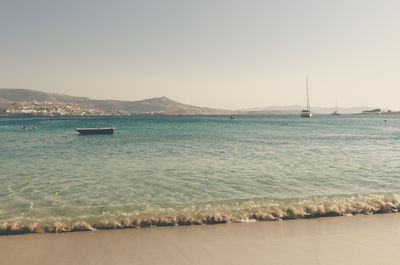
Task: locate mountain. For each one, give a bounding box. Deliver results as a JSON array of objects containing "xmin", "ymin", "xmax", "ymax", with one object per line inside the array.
[
  {"xmin": 0, "ymin": 89, "xmax": 232, "ymax": 115},
  {"xmin": 0, "ymin": 88, "xmax": 382, "ymax": 115}
]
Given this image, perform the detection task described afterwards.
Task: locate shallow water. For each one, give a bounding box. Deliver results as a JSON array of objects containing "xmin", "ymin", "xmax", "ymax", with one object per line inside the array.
[{"xmin": 1, "ymin": 114, "xmax": 400, "ymax": 233}]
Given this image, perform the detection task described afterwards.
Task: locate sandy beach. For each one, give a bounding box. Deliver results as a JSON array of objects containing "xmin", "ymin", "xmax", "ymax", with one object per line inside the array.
[{"xmin": 1, "ymin": 213, "xmax": 400, "ymax": 265}]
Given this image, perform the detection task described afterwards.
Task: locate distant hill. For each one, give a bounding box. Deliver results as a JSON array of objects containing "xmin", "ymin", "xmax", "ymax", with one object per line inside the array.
[
  {"xmin": 0, "ymin": 88, "xmax": 382, "ymax": 115},
  {"xmin": 0, "ymin": 96, "xmax": 11, "ymax": 106},
  {"xmin": 0, "ymin": 89, "xmax": 232, "ymax": 115},
  {"xmin": 240, "ymin": 105, "xmax": 377, "ymax": 114}
]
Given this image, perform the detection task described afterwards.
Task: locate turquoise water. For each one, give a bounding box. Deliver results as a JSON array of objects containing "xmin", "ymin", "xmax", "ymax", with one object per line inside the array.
[{"xmin": 1, "ymin": 115, "xmax": 400, "ymax": 233}]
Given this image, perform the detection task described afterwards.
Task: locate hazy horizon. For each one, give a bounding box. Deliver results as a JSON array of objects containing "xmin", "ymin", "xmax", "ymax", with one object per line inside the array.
[{"xmin": 1, "ymin": 0, "xmax": 400, "ymax": 110}]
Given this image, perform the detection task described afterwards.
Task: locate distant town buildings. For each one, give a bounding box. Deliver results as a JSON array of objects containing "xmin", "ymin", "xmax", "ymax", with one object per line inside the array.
[{"xmin": 0, "ymin": 101, "xmax": 110, "ymax": 116}]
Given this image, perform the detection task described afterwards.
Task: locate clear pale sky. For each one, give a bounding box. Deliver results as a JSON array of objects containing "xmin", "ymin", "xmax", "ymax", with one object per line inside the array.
[{"xmin": 1, "ymin": 0, "xmax": 399, "ymax": 110}]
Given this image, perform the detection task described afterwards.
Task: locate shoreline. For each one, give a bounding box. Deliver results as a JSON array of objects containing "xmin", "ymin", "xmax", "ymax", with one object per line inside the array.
[
  {"xmin": 2, "ymin": 213, "xmax": 400, "ymax": 265},
  {"xmin": 2, "ymin": 192, "xmax": 400, "ymax": 235}
]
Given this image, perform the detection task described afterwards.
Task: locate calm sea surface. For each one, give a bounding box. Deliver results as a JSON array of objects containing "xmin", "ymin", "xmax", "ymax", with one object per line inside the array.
[{"xmin": 1, "ymin": 115, "xmax": 400, "ymax": 233}]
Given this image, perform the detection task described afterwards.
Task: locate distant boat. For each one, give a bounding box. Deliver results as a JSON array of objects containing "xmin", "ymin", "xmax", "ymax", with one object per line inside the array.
[
  {"xmin": 229, "ymin": 116, "xmax": 235, "ymax": 119},
  {"xmin": 300, "ymin": 76, "xmax": 312, "ymax": 118},
  {"xmin": 76, "ymin": 127, "xmax": 115, "ymax": 135},
  {"xmin": 332, "ymin": 101, "xmax": 340, "ymax": 115}
]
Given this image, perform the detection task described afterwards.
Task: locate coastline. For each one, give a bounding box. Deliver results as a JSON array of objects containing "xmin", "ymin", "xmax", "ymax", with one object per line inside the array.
[{"xmin": 1, "ymin": 213, "xmax": 400, "ymax": 265}]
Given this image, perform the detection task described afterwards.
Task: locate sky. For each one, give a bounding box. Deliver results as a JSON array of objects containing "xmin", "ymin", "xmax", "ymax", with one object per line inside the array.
[{"xmin": 1, "ymin": 0, "xmax": 400, "ymax": 110}]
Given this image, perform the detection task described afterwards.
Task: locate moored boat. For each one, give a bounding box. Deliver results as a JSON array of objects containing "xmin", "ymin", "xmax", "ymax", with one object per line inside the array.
[
  {"xmin": 332, "ymin": 101, "xmax": 340, "ymax": 115},
  {"xmin": 76, "ymin": 127, "xmax": 115, "ymax": 135},
  {"xmin": 300, "ymin": 76, "xmax": 312, "ymax": 118}
]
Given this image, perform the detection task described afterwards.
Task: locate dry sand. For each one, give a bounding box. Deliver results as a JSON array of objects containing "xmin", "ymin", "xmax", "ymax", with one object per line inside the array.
[{"xmin": 1, "ymin": 213, "xmax": 400, "ymax": 265}]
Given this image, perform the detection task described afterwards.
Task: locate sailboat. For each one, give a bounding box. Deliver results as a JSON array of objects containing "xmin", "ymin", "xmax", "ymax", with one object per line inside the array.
[
  {"xmin": 300, "ymin": 76, "xmax": 312, "ymax": 117},
  {"xmin": 332, "ymin": 101, "xmax": 340, "ymax": 115}
]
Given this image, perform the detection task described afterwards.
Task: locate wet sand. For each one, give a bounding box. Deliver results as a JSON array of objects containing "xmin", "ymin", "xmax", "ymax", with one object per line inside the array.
[{"xmin": 1, "ymin": 213, "xmax": 400, "ymax": 265}]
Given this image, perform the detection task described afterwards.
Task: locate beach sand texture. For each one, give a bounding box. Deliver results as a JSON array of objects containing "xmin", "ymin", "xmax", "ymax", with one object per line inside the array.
[{"xmin": 1, "ymin": 213, "xmax": 400, "ymax": 265}]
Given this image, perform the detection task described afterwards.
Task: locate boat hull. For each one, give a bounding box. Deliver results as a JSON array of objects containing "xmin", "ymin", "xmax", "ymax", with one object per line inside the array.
[
  {"xmin": 76, "ymin": 128, "xmax": 114, "ymax": 135},
  {"xmin": 300, "ymin": 110, "xmax": 312, "ymax": 118}
]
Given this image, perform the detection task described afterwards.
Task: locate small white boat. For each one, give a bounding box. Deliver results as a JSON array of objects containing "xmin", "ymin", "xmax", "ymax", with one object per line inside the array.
[{"xmin": 76, "ymin": 127, "xmax": 115, "ymax": 135}]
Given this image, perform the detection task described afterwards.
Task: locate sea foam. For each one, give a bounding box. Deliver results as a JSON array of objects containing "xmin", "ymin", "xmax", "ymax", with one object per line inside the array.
[{"xmin": 1, "ymin": 193, "xmax": 400, "ymax": 235}]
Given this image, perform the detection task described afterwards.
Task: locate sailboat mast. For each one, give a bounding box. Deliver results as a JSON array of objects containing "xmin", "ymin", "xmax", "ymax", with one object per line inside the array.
[{"xmin": 306, "ymin": 76, "xmax": 310, "ymax": 111}]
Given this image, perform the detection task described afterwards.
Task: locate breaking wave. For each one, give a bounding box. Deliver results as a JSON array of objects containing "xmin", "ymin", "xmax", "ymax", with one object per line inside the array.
[{"xmin": 2, "ymin": 193, "xmax": 400, "ymax": 235}]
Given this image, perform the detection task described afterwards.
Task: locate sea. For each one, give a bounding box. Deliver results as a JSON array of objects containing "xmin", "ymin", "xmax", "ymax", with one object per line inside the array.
[{"xmin": 1, "ymin": 114, "xmax": 400, "ymax": 234}]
